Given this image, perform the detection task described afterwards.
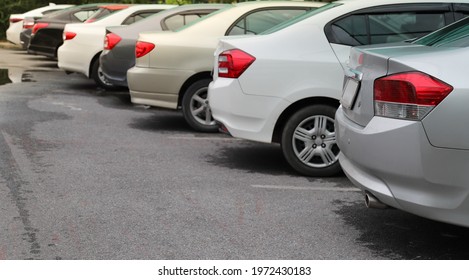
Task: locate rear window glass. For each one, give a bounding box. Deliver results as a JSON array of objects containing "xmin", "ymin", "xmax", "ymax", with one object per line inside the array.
[
  {"xmin": 164, "ymin": 13, "xmax": 206, "ymax": 31},
  {"xmin": 413, "ymin": 17, "xmax": 469, "ymax": 47},
  {"xmin": 175, "ymin": 5, "xmax": 234, "ymax": 32},
  {"xmin": 227, "ymin": 9, "xmax": 310, "ymax": 36},
  {"xmin": 262, "ymin": 3, "xmax": 341, "ymax": 35}
]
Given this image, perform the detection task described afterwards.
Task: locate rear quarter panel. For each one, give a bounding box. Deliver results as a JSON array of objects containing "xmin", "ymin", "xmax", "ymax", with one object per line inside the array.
[
  {"xmin": 235, "ymin": 22, "xmax": 343, "ymax": 102},
  {"xmin": 415, "ymin": 48, "xmax": 469, "ymax": 150}
]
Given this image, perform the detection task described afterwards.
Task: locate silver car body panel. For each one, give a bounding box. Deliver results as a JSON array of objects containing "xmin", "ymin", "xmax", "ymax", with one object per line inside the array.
[{"xmin": 336, "ymin": 35, "xmax": 469, "ymax": 226}]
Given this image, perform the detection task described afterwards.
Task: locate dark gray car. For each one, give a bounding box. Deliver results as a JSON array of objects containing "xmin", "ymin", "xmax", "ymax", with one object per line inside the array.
[{"xmin": 100, "ymin": 4, "xmax": 228, "ymax": 88}]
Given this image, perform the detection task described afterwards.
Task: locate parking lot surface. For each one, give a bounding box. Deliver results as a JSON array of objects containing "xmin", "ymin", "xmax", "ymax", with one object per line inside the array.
[{"xmin": 1, "ymin": 48, "xmax": 469, "ymax": 260}]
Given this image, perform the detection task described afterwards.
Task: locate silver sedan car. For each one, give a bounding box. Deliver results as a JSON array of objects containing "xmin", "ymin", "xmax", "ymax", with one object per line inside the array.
[{"xmin": 335, "ymin": 18, "xmax": 469, "ymax": 227}]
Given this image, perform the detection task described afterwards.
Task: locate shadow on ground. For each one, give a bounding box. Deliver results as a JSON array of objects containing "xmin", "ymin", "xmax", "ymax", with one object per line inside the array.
[
  {"xmin": 205, "ymin": 143, "xmax": 299, "ymax": 176},
  {"xmin": 129, "ymin": 113, "xmax": 193, "ymax": 133},
  {"xmin": 333, "ymin": 200, "xmax": 469, "ymax": 259}
]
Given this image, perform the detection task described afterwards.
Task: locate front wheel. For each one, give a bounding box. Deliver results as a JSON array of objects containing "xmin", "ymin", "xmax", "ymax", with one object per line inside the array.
[
  {"xmin": 281, "ymin": 104, "xmax": 341, "ymax": 177},
  {"xmin": 182, "ymin": 79, "xmax": 218, "ymax": 132}
]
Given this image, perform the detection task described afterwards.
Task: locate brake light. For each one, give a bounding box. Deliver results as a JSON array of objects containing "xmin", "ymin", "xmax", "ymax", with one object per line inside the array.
[
  {"xmin": 104, "ymin": 33, "xmax": 121, "ymax": 50},
  {"xmin": 32, "ymin": 23, "xmax": 49, "ymax": 35},
  {"xmin": 218, "ymin": 49, "xmax": 255, "ymax": 78},
  {"xmin": 63, "ymin": 31, "xmax": 76, "ymax": 41},
  {"xmin": 135, "ymin": 41, "xmax": 155, "ymax": 58},
  {"xmin": 374, "ymin": 72, "xmax": 453, "ymax": 120},
  {"xmin": 84, "ymin": 18, "xmax": 96, "ymax": 23}
]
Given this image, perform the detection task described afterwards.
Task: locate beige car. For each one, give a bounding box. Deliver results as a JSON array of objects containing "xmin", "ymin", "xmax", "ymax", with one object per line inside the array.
[{"xmin": 127, "ymin": 1, "xmax": 324, "ymax": 132}]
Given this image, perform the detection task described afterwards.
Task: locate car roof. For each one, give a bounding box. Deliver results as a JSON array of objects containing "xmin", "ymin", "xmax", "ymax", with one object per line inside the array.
[
  {"xmin": 264, "ymin": 0, "xmax": 469, "ymax": 35},
  {"xmin": 106, "ymin": 3, "xmax": 230, "ymax": 33},
  {"xmin": 175, "ymin": 1, "xmax": 324, "ymax": 33},
  {"xmin": 98, "ymin": 4, "xmax": 130, "ymax": 11}
]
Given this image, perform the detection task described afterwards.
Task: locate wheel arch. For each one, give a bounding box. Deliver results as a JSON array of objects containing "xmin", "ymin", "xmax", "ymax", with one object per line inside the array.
[
  {"xmin": 272, "ymin": 97, "xmax": 340, "ymax": 143},
  {"xmin": 177, "ymin": 71, "xmax": 212, "ymax": 108},
  {"xmin": 88, "ymin": 51, "xmax": 102, "ymax": 78}
]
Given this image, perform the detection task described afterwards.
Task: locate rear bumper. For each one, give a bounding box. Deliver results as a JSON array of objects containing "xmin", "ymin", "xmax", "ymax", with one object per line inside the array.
[
  {"xmin": 208, "ymin": 77, "xmax": 286, "ymax": 143},
  {"xmin": 100, "ymin": 49, "xmax": 132, "ymax": 87},
  {"xmin": 335, "ymin": 106, "xmax": 469, "ymax": 227},
  {"xmin": 28, "ymin": 30, "xmax": 62, "ymax": 58},
  {"xmin": 57, "ymin": 43, "xmax": 91, "ymax": 77},
  {"xmin": 127, "ymin": 66, "xmax": 193, "ymax": 110},
  {"xmin": 6, "ymin": 23, "xmax": 21, "ymax": 45}
]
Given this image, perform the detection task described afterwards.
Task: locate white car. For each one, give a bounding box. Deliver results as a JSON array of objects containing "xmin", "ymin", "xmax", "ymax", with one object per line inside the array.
[
  {"xmin": 57, "ymin": 4, "xmax": 176, "ymax": 88},
  {"xmin": 127, "ymin": 1, "xmax": 323, "ymax": 132},
  {"xmin": 208, "ymin": 0, "xmax": 469, "ymax": 177},
  {"xmin": 6, "ymin": 3, "xmax": 73, "ymax": 46}
]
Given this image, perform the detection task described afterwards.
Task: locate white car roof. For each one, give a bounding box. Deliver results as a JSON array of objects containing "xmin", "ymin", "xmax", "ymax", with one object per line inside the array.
[
  {"xmin": 89, "ymin": 4, "xmax": 177, "ymax": 26},
  {"xmin": 266, "ymin": 0, "xmax": 469, "ymax": 34},
  {"xmin": 12, "ymin": 4, "xmax": 73, "ymax": 19}
]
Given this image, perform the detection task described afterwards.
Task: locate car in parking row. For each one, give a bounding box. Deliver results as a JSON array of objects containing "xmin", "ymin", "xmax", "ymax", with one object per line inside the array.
[
  {"xmin": 336, "ymin": 16, "xmax": 469, "ymax": 227},
  {"xmin": 57, "ymin": 4, "xmax": 176, "ymax": 88},
  {"xmin": 127, "ymin": 1, "xmax": 324, "ymax": 133},
  {"xmin": 208, "ymin": 0, "xmax": 469, "ymax": 177},
  {"xmin": 28, "ymin": 4, "xmax": 130, "ymax": 59},
  {"xmin": 99, "ymin": 3, "xmax": 229, "ymax": 89},
  {"xmin": 6, "ymin": 3, "xmax": 73, "ymax": 47}
]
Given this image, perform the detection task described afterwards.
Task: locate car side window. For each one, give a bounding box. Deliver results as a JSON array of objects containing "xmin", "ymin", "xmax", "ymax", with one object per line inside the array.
[
  {"xmin": 73, "ymin": 10, "xmax": 97, "ymax": 22},
  {"xmin": 163, "ymin": 13, "xmax": 206, "ymax": 31},
  {"xmin": 329, "ymin": 15, "xmax": 367, "ymax": 45},
  {"xmin": 453, "ymin": 3, "xmax": 469, "ymax": 20},
  {"xmin": 369, "ymin": 13, "xmax": 445, "ymax": 44},
  {"xmin": 327, "ymin": 5, "xmax": 450, "ymax": 46},
  {"xmin": 227, "ymin": 8, "xmax": 310, "ymax": 36},
  {"xmin": 122, "ymin": 11, "xmax": 160, "ymax": 25}
]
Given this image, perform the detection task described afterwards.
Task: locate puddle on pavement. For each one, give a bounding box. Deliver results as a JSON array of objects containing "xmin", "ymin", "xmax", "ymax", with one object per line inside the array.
[{"xmin": 0, "ymin": 68, "xmax": 37, "ymax": 86}]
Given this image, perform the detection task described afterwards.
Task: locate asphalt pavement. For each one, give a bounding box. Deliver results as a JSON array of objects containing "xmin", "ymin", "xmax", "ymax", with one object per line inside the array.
[{"xmin": 1, "ymin": 47, "xmax": 469, "ymax": 260}]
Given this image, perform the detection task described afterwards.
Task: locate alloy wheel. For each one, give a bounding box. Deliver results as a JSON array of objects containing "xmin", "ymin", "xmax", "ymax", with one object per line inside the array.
[
  {"xmin": 189, "ymin": 87, "xmax": 216, "ymax": 127},
  {"xmin": 291, "ymin": 115, "xmax": 339, "ymax": 168}
]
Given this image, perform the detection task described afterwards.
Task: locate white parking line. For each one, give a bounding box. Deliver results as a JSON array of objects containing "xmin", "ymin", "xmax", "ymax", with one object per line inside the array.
[
  {"xmin": 251, "ymin": 185, "xmax": 361, "ymax": 192},
  {"xmin": 168, "ymin": 135, "xmax": 243, "ymax": 141}
]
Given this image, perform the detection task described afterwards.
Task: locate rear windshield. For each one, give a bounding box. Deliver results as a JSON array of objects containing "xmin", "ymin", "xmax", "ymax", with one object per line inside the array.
[
  {"xmin": 261, "ymin": 2, "xmax": 341, "ymax": 35},
  {"xmin": 175, "ymin": 5, "xmax": 234, "ymax": 32},
  {"xmin": 413, "ymin": 17, "xmax": 469, "ymax": 47}
]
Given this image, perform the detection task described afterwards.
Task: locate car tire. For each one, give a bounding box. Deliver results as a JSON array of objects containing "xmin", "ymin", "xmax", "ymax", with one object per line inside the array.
[
  {"xmin": 91, "ymin": 59, "xmax": 116, "ymax": 90},
  {"xmin": 182, "ymin": 79, "xmax": 218, "ymax": 132},
  {"xmin": 281, "ymin": 104, "xmax": 341, "ymax": 177}
]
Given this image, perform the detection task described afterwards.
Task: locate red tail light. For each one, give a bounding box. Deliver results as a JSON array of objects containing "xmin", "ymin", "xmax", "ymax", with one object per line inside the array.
[
  {"xmin": 84, "ymin": 18, "xmax": 96, "ymax": 23},
  {"xmin": 32, "ymin": 23, "xmax": 49, "ymax": 35},
  {"xmin": 135, "ymin": 41, "xmax": 155, "ymax": 58},
  {"xmin": 104, "ymin": 33, "xmax": 121, "ymax": 50},
  {"xmin": 374, "ymin": 72, "xmax": 453, "ymax": 120},
  {"xmin": 218, "ymin": 49, "xmax": 255, "ymax": 78},
  {"xmin": 63, "ymin": 31, "xmax": 77, "ymax": 41},
  {"xmin": 9, "ymin": 18, "xmax": 22, "ymax": 23}
]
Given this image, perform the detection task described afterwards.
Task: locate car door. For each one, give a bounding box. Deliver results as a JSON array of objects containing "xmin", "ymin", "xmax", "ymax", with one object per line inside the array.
[{"xmin": 325, "ymin": 3, "xmax": 454, "ymax": 69}]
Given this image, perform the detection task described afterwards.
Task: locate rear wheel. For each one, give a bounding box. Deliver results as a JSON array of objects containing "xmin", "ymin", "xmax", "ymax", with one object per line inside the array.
[
  {"xmin": 91, "ymin": 59, "xmax": 116, "ymax": 90},
  {"xmin": 281, "ymin": 104, "xmax": 341, "ymax": 177},
  {"xmin": 182, "ymin": 79, "xmax": 218, "ymax": 132}
]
